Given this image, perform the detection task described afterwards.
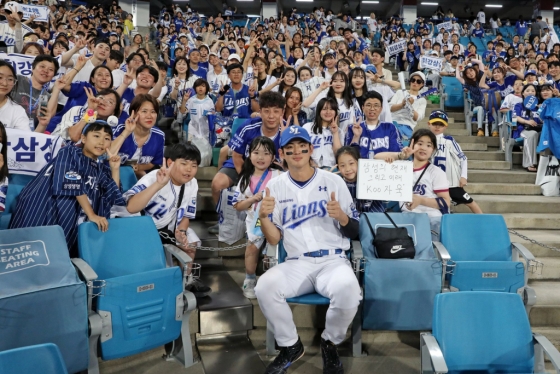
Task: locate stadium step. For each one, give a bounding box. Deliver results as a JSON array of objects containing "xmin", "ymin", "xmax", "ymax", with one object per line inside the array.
[
  {"xmin": 467, "ymin": 170, "xmax": 536, "ymax": 184},
  {"xmin": 468, "ymin": 160, "xmax": 511, "ymax": 170},
  {"xmin": 510, "ymin": 230, "xmax": 560, "ymax": 257},
  {"xmin": 453, "ymin": 195, "xmax": 560, "ymax": 214},
  {"xmin": 460, "ymin": 143, "xmax": 488, "ymax": 151},
  {"xmin": 529, "ymin": 258, "xmax": 560, "ymax": 281},
  {"xmin": 466, "ymin": 183, "xmax": 541, "ymax": 195},
  {"xmin": 452, "ymin": 135, "xmax": 500, "ymax": 147},
  {"xmin": 499, "ymin": 214, "xmax": 560, "ymax": 230},
  {"xmin": 464, "ymin": 151, "xmax": 522, "ymax": 163}
]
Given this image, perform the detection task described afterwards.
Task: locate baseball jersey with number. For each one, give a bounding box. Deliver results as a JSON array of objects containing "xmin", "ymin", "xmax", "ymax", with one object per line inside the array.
[
  {"xmin": 124, "ymin": 170, "xmax": 198, "ymax": 231},
  {"xmin": 400, "ymin": 163, "xmax": 449, "ymax": 217},
  {"xmin": 432, "ymin": 133, "xmax": 468, "ymax": 187},
  {"xmin": 345, "ymin": 121, "xmax": 402, "ymax": 158},
  {"xmin": 267, "ymin": 168, "xmax": 359, "ymax": 257},
  {"xmin": 0, "ymin": 21, "xmax": 33, "ymax": 53},
  {"xmin": 112, "ymin": 125, "xmax": 165, "ymax": 166}
]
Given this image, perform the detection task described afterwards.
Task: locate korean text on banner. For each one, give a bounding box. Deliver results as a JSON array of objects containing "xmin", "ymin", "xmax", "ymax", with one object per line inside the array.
[
  {"xmin": 17, "ymin": 4, "xmax": 49, "ymax": 22},
  {"xmin": 387, "ymin": 40, "xmax": 407, "ymax": 56},
  {"xmin": 435, "ymin": 21, "xmax": 453, "ymax": 31},
  {"xmin": 6, "ymin": 128, "xmax": 64, "ymax": 176},
  {"xmin": 419, "ymin": 55, "xmax": 443, "ymax": 71},
  {"xmin": 0, "ymin": 53, "xmax": 35, "ymax": 77},
  {"xmin": 357, "ymin": 159, "xmax": 413, "ymax": 202}
]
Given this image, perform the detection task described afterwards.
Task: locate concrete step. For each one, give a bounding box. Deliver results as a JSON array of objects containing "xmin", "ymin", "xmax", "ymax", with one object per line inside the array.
[
  {"xmin": 197, "ymin": 188, "xmax": 214, "ymax": 213},
  {"xmin": 529, "ymin": 258, "xmax": 560, "ymax": 281},
  {"xmin": 501, "ymin": 214, "xmax": 560, "ymax": 230},
  {"xmin": 510, "ymin": 230, "xmax": 560, "ymax": 257},
  {"xmin": 467, "ymin": 170, "xmax": 537, "ymax": 184},
  {"xmin": 453, "ymin": 195, "xmax": 560, "ymax": 214},
  {"xmin": 464, "ymin": 151, "xmax": 523, "ymax": 165},
  {"xmin": 196, "ymin": 166, "xmax": 218, "ymax": 182},
  {"xmin": 465, "ymin": 183, "xmax": 541, "ymax": 195},
  {"xmin": 453, "ymin": 135, "xmax": 500, "ymax": 146},
  {"xmin": 460, "ymin": 143, "xmax": 488, "ymax": 151},
  {"xmin": 468, "ymin": 160, "xmax": 511, "ymax": 170}
]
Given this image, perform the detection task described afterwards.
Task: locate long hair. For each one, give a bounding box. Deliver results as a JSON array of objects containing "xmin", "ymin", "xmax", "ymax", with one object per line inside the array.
[
  {"xmin": 172, "ymin": 56, "xmax": 192, "ymax": 79},
  {"xmin": 278, "ymin": 67, "xmax": 297, "ymax": 93},
  {"xmin": 312, "ymin": 97, "xmax": 339, "ymax": 135},
  {"xmin": 327, "ymin": 71, "xmax": 353, "ymax": 109},
  {"xmin": 238, "ymin": 136, "xmax": 277, "ymax": 193},
  {"xmin": 0, "ymin": 61, "xmax": 17, "ymax": 100},
  {"xmin": 348, "ymin": 67, "xmax": 366, "ymax": 94}
]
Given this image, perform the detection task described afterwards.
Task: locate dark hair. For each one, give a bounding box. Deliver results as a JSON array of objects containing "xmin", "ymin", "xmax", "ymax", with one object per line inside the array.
[
  {"xmin": 172, "ymin": 56, "xmax": 192, "ymax": 79},
  {"xmin": 327, "ymin": 71, "xmax": 353, "ymax": 109},
  {"xmin": 32, "ymin": 55, "xmax": 59, "ymax": 75},
  {"xmin": 137, "ymin": 47, "xmax": 150, "ymax": 58},
  {"xmin": 0, "ymin": 121, "xmax": 7, "ymax": 183},
  {"xmin": 370, "ymin": 48, "xmax": 384, "ymax": 58},
  {"xmin": 97, "ymin": 88, "xmax": 122, "ymax": 117},
  {"xmin": 126, "ymin": 52, "xmax": 145, "ymax": 65},
  {"xmin": 22, "ymin": 42, "xmax": 44, "ymax": 56},
  {"xmin": 193, "ymin": 78, "xmax": 210, "ymax": 95},
  {"xmin": 297, "ymin": 66, "xmax": 313, "ymax": 80},
  {"xmin": 89, "ymin": 65, "xmax": 114, "ymax": 88},
  {"xmin": 109, "ymin": 49, "xmax": 124, "ymax": 64},
  {"xmin": 259, "ymin": 91, "xmax": 286, "ymax": 109},
  {"xmin": 410, "ymin": 128, "xmax": 437, "ymax": 153},
  {"xmin": 83, "ymin": 121, "xmax": 113, "ymax": 138},
  {"xmin": 349, "ymin": 67, "xmax": 366, "ymax": 93},
  {"xmin": 335, "ymin": 145, "xmax": 359, "ymax": 166},
  {"xmin": 312, "ymin": 97, "xmax": 339, "ymax": 135},
  {"xmin": 50, "ymin": 40, "xmax": 69, "ymax": 56},
  {"xmin": 130, "ymin": 94, "xmax": 160, "ymax": 115},
  {"xmin": 135, "ymin": 65, "xmax": 159, "ymax": 84},
  {"xmin": 238, "ymin": 136, "xmax": 277, "ymax": 193},
  {"xmin": 164, "ymin": 142, "xmax": 201, "ymax": 165},
  {"xmin": 94, "ymin": 37, "xmax": 110, "ymax": 47},
  {"xmin": 227, "ymin": 63, "xmax": 244, "ymax": 74},
  {"xmin": 278, "ymin": 67, "xmax": 297, "ymax": 93},
  {"xmin": 363, "ymin": 90, "xmax": 384, "ymax": 106},
  {"xmin": 0, "ymin": 61, "xmax": 17, "ymax": 100}
]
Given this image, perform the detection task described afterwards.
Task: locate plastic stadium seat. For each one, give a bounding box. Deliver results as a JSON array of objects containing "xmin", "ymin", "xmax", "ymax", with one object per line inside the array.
[
  {"xmin": 76, "ymin": 216, "xmax": 197, "ymax": 370},
  {"xmin": 471, "ymin": 37, "xmax": 486, "ymax": 53},
  {"xmin": 232, "ymin": 117, "xmax": 250, "ymax": 137},
  {"xmin": 459, "ymin": 37, "xmax": 470, "ymax": 48},
  {"xmin": 421, "ymin": 292, "xmax": 560, "ymax": 373},
  {"xmin": 0, "ymin": 226, "xmax": 89, "ymax": 373},
  {"xmin": 359, "ymin": 213, "xmax": 449, "ymax": 330},
  {"xmin": 119, "ymin": 166, "xmax": 138, "ymax": 192},
  {"xmin": 441, "ymin": 77, "xmax": 464, "ymax": 109},
  {"xmin": 0, "ymin": 174, "xmax": 34, "ymax": 229},
  {"xmin": 440, "ymin": 214, "xmax": 538, "ymax": 310},
  {"xmin": 0, "ymin": 343, "xmax": 68, "ymax": 374}
]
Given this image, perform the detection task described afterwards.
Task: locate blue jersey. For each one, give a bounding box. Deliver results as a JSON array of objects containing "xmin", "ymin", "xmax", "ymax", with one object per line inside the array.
[
  {"xmin": 223, "ymin": 120, "xmax": 281, "ymax": 169},
  {"xmin": 190, "ymin": 65, "xmax": 208, "ymax": 80},
  {"xmin": 344, "ymin": 179, "xmax": 384, "ymax": 213},
  {"xmin": 513, "ymin": 103, "xmax": 543, "ymax": 138},
  {"xmin": 112, "ymin": 124, "xmax": 165, "ymax": 166},
  {"xmin": 47, "ymin": 82, "xmax": 97, "ymax": 133},
  {"xmin": 488, "ymin": 74, "xmax": 517, "ymax": 98},
  {"xmin": 516, "ymin": 21, "xmax": 527, "ymax": 37},
  {"xmin": 472, "ymin": 28, "xmax": 484, "ymax": 38},
  {"xmin": 537, "ymin": 98, "xmax": 560, "ymax": 157},
  {"xmin": 221, "ymin": 84, "xmax": 253, "ymax": 119},
  {"xmin": 346, "ymin": 121, "xmax": 402, "ymax": 158},
  {"xmin": 9, "ymin": 145, "xmax": 125, "ymax": 254}
]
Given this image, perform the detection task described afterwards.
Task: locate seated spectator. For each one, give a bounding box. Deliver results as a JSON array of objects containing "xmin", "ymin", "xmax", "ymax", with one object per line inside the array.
[
  {"xmin": 500, "ymin": 79, "xmax": 523, "ymax": 112},
  {"xmin": 389, "ymin": 71, "xmax": 427, "ymax": 144},
  {"xmin": 283, "ymin": 87, "xmax": 306, "ymax": 126},
  {"xmin": 0, "ymin": 61, "xmax": 29, "ymax": 131},
  {"xmin": 513, "ymin": 83, "xmax": 542, "ymax": 172},
  {"xmin": 215, "ymin": 63, "xmax": 259, "ymax": 120},
  {"xmin": 117, "ymin": 63, "xmax": 164, "ymax": 121},
  {"xmin": 179, "ymin": 78, "xmax": 215, "ymax": 141}
]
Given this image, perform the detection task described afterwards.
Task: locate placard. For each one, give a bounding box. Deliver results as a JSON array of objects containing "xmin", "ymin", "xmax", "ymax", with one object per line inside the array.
[
  {"xmin": 17, "ymin": 4, "xmax": 49, "ymax": 22},
  {"xmin": 0, "ymin": 53, "xmax": 35, "ymax": 77},
  {"xmin": 435, "ymin": 21, "xmax": 453, "ymax": 31},
  {"xmin": 387, "ymin": 40, "xmax": 407, "ymax": 56},
  {"xmin": 357, "ymin": 159, "xmax": 413, "ymax": 202},
  {"xmin": 6, "ymin": 128, "xmax": 64, "ymax": 176},
  {"xmin": 419, "ymin": 55, "xmax": 443, "ymax": 71}
]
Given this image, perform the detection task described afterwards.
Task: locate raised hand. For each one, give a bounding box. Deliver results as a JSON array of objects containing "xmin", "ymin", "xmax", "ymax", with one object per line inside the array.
[
  {"xmin": 84, "ymin": 86, "xmax": 100, "ymax": 111},
  {"xmin": 123, "ymin": 66, "xmax": 135, "ymax": 86},
  {"xmin": 280, "ymin": 116, "xmax": 290, "ymax": 132},
  {"xmin": 400, "ymin": 139, "xmax": 417, "ymax": 159},
  {"xmin": 352, "ymin": 117, "xmax": 363, "ymax": 138},
  {"xmin": 258, "ymin": 187, "xmax": 275, "ymax": 219},
  {"xmin": 53, "ymin": 76, "xmax": 67, "ymax": 91},
  {"xmin": 156, "ymin": 158, "xmax": 174, "ymax": 186},
  {"xmin": 75, "ymin": 55, "xmax": 89, "ymax": 71},
  {"xmin": 124, "ymin": 110, "xmax": 137, "ymax": 134},
  {"xmin": 319, "ymin": 80, "xmax": 331, "ymax": 90},
  {"xmin": 330, "ymin": 117, "xmax": 339, "ymax": 134},
  {"xmin": 74, "ymin": 37, "xmax": 86, "ymax": 51},
  {"xmin": 326, "ymin": 191, "xmax": 345, "ymax": 222},
  {"xmin": 106, "ymin": 148, "xmax": 121, "ymax": 170}
]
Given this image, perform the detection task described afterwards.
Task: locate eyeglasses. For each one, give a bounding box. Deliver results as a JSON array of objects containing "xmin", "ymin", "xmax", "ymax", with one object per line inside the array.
[
  {"xmin": 364, "ymin": 104, "xmax": 382, "ymax": 109},
  {"xmin": 0, "ymin": 76, "xmax": 17, "ymax": 85},
  {"xmin": 410, "ymin": 78, "xmax": 424, "ymax": 84},
  {"xmin": 131, "ymin": 58, "xmax": 144, "ymax": 63},
  {"xmin": 98, "ymin": 96, "xmax": 116, "ymax": 106}
]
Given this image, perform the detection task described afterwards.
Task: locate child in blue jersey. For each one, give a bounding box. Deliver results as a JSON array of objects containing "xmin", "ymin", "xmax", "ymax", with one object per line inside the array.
[
  {"xmin": 513, "ymin": 84, "xmax": 543, "ymax": 172},
  {"xmin": 346, "ymin": 90, "xmax": 401, "ymax": 159},
  {"xmin": 0, "ymin": 122, "xmax": 7, "ymax": 212},
  {"xmin": 110, "ymin": 94, "xmax": 165, "ymax": 179},
  {"xmin": 9, "ymin": 121, "xmax": 126, "ymax": 256},
  {"xmin": 233, "ymin": 136, "xmax": 283, "ymax": 299},
  {"xmin": 335, "ymin": 146, "xmax": 384, "ymax": 213}
]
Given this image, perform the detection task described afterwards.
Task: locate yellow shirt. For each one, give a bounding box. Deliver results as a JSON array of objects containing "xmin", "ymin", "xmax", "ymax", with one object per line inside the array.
[{"xmin": 124, "ymin": 20, "xmax": 134, "ymax": 35}]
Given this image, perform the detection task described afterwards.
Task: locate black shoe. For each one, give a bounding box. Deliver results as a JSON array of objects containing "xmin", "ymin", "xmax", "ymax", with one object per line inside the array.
[
  {"xmin": 321, "ymin": 338, "xmax": 344, "ymax": 374},
  {"xmin": 186, "ymin": 279, "xmax": 212, "ymax": 298},
  {"xmin": 265, "ymin": 337, "xmax": 305, "ymax": 374}
]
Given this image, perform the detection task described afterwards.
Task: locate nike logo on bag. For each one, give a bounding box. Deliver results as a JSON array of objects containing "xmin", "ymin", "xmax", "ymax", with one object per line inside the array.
[{"xmin": 390, "ymin": 245, "xmax": 404, "ymax": 254}]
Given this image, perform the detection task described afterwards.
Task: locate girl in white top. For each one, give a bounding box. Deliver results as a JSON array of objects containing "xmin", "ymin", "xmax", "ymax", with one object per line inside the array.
[
  {"xmin": 302, "ymin": 97, "xmax": 344, "ymax": 168},
  {"xmin": 232, "ymin": 136, "xmax": 282, "ymax": 299},
  {"xmin": 180, "ymin": 78, "xmax": 215, "ymax": 141},
  {"xmin": 0, "ymin": 61, "xmax": 30, "ymax": 131},
  {"xmin": 168, "ymin": 57, "xmax": 198, "ymax": 116},
  {"xmin": 253, "ymin": 57, "xmax": 277, "ymax": 93}
]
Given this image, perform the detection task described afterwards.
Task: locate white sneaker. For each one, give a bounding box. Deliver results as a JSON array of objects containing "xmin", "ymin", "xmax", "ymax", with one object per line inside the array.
[{"xmin": 242, "ymin": 278, "xmax": 257, "ymax": 299}]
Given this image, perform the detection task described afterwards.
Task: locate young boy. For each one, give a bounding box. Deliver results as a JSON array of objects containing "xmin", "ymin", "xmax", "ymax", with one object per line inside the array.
[
  {"xmin": 427, "ymin": 110, "xmax": 483, "ymax": 214},
  {"xmin": 125, "ymin": 143, "xmax": 212, "ymax": 297}
]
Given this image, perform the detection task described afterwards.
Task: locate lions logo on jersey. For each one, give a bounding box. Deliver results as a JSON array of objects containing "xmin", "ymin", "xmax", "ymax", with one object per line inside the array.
[{"xmin": 281, "ymin": 200, "xmax": 328, "ymax": 229}]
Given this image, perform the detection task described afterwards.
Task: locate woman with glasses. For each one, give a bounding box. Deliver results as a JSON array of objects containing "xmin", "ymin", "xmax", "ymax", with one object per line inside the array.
[
  {"xmin": 389, "ymin": 71, "xmax": 428, "ymax": 145},
  {"xmin": 0, "ymin": 61, "xmax": 29, "ymax": 131}
]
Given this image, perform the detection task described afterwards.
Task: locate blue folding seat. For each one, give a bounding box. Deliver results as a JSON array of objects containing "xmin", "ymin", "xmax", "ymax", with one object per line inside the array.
[
  {"xmin": 0, "ymin": 343, "xmax": 68, "ymax": 374},
  {"xmin": 75, "ymin": 216, "xmax": 197, "ymax": 373},
  {"xmin": 0, "ymin": 174, "xmax": 34, "ymax": 229},
  {"xmin": 119, "ymin": 166, "xmax": 138, "ymax": 192},
  {"xmin": 421, "ymin": 292, "xmax": 560, "ymax": 373},
  {"xmin": 459, "ymin": 36, "xmax": 470, "ymax": 48},
  {"xmin": 440, "ymin": 214, "xmax": 539, "ymax": 311},
  {"xmin": 0, "ymin": 226, "xmax": 89, "ymax": 373},
  {"xmin": 360, "ymin": 212, "xmax": 450, "ymax": 331},
  {"xmin": 441, "ymin": 77, "xmax": 464, "ymax": 109}
]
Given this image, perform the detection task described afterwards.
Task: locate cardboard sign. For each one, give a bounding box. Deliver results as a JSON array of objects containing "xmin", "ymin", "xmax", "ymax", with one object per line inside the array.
[
  {"xmin": 387, "ymin": 40, "xmax": 407, "ymax": 56},
  {"xmin": 6, "ymin": 128, "xmax": 64, "ymax": 176},
  {"xmin": 419, "ymin": 55, "xmax": 443, "ymax": 71},
  {"xmin": 357, "ymin": 159, "xmax": 413, "ymax": 202},
  {"xmin": 436, "ymin": 21, "xmax": 453, "ymax": 31},
  {"xmin": 18, "ymin": 4, "xmax": 49, "ymax": 22}
]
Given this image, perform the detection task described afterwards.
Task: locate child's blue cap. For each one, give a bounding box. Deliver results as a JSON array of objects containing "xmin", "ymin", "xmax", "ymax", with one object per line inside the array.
[
  {"xmin": 428, "ymin": 110, "xmax": 449, "ymax": 126},
  {"xmin": 280, "ymin": 126, "xmax": 311, "ymax": 147}
]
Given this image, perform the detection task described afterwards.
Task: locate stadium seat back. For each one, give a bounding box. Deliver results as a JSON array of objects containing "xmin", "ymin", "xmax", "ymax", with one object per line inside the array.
[
  {"xmin": 440, "ymin": 214, "xmax": 512, "ymax": 261},
  {"xmin": 441, "ymin": 77, "xmax": 464, "ymax": 109},
  {"xmin": 119, "ymin": 166, "xmax": 138, "ymax": 192},
  {"xmin": 232, "ymin": 118, "xmax": 250, "ymax": 137},
  {"xmin": 0, "ymin": 226, "xmax": 89, "ymax": 373},
  {"xmin": 433, "ymin": 292, "xmax": 534, "ymax": 373},
  {"xmin": 78, "ymin": 216, "xmax": 166, "ymax": 279},
  {"xmin": 0, "ymin": 174, "xmax": 35, "ymax": 229},
  {"xmin": 0, "ymin": 343, "xmax": 68, "ymax": 374}
]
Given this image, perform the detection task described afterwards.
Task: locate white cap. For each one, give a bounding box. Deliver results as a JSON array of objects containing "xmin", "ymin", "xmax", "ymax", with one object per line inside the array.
[
  {"xmin": 409, "ymin": 71, "xmax": 426, "ymax": 83},
  {"xmin": 430, "ymin": 51, "xmax": 439, "ymax": 56},
  {"xmin": 228, "ymin": 53, "xmax": 241, "ymax": 62},
  {"xmin": 4, "ymin": 1, "xmax": 20, "ymax": 13},
  {"xmin": 209, "ymin": 52, "xmax": 219, "ymax": 57}
]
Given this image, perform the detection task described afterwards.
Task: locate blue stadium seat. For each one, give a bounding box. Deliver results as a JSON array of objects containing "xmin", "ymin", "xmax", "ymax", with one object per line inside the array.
[
  {"xmin": 470, "ymin": 37, "xmax": 486, "ymax": 53},
  {"xmin": 441, "ymin": 77, "xmax": 464, "ymax": 109},
  {"xmin": 119, "ymin": 166, "xmax": 138, "ymax": 192},
  {"xmin": 420, "ymin": 292, "xmax": 560, "ymax": 373},
  {"xmin": 75, "ymin": 216, "xmax": 197, "ymax": 369},
  {"xmin": 232, "ymin": 117, "xmax": 249, "ymax": 137},
  {"xmin": 0, "ymin": 174, "xmax": 34, "ymax": 229},
  {"xmin": 359, "ymin": 213, "xmax": 449, "ymax": 331},
  {"xmin": 265, "ymin": 241, "xmax": 365, "ymax": 357},
  {"xmin": 0, "ymin": 226, "xmax": 89, "ymax": 373},
  {"xmin": 0, "ymin": 343, "xmax": 68, "ymax": 374},
  {"xmin": 459, "ymin": 37, "xmax": 470, "ymax": 48},
  {"xmin": 440, "ymin": 214, "xmax": 539, "ymax": 311}
]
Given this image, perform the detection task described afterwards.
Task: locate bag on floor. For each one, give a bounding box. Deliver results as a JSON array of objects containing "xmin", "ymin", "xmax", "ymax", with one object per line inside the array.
[
  {"xmin": 218, "ymin": 187, "xmax": 247, "ymax": 245},
  {"xmin": 536, "ymin": 155, "xmax": 560, "ymax": 197},
  {"xmin": 191, "ymin": 137, "xmax": 212, "ymax": 167}
]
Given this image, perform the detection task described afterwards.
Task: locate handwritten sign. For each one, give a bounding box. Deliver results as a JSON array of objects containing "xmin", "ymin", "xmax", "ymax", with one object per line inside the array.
[
  {"xmin": 419, "ymin": 55, "xmax": 443, "ymax": 71},
  {"xmin": 436, "ymin": 21, "xmax": 453, "ymax": 31},
  {"xmin": 357, "ymin": 159, "xmax": 413, "ymax": 202},
  {"xmin": 387, "ymin": 40, "xmax": 407, "ymax": 56},
  {"xmin": 6, "ymin": 128, "xmax": 64, "ymax": 176},
  {"xmin": 18, "ymin": 4, "xmax": 49, "ymax": 22}
]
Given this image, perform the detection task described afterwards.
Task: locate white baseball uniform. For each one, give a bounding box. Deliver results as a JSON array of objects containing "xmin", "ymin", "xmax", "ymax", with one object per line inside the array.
[{"xmin": 254, "ymin": 168, "xmax": 362, "ymax": 346}]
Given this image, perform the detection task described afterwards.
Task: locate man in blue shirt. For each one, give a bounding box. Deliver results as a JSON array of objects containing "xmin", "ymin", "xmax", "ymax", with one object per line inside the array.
[
  {"xmin": 188, "ymin": 49, "xmax": 207, "ymax": 80},
  {"xmin": 472, "ymin": 22, "xmax": 485, "ymax": 38}
]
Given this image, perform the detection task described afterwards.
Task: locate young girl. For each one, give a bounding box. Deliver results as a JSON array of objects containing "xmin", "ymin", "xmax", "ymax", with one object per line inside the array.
[
  {"xmin": 302, "ymin": 97, "xmax": 343, "ymax": 168},
  {"xmin": 0, "ymin": 122, "xmax": 7, "ymax": 212},
  {"xmin": 9, "ymin": 122, "xmax": 125, "ymax": 255},
  {"xmin": 232, "ymin": 137, "xmax": 282, "ymax": 299},
  {"xmin": 283, "ymin": 87, "xmax": 307, "ymax": 126},
  {"xmin": 376, "ymin": 128, "xmax": 451, "ymax": 241},
  {"xmin": 456, "ymin": 59, "xmax": 486, "ymax": 136},
  {"xmin": 0, "ymin": 61, "xmax": 29, "ymax": 131},
  {"xmin": 513, "ymin": 84, "xmax": 542, "ymax": 172},
  {"xmin": 254, "ymin": 57, "xmax": 277, "ymax": 92},
  {"xmin": 181, "ymin": 78, "xmax": 215, "ymax": 141}
]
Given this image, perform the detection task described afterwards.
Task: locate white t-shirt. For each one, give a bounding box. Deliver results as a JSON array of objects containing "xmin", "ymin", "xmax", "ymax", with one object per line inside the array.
[
  {"xmin": 500, "ymin": 94, "xmax": 523, "ymax": 111},
  {"xmin": 207, "ymin": 67, "xmax": 229, "ymax": 94},
  {"xmin": 400, "ymin": 163, "xmax": 449, "ymax": 217},
  {"xmin": 389, "ymin": 90, "xmax": 427, "ymax": 128},
  {"xmin": 71, "ymin": 57, "xmax": 96, "ymax": 83},
  {"xmin": 367, "ymin": 18, "xmax": 378, "ymax": 33},
  {"xmin": 477, "ymin": 11, "xmax": 486, "ymax": 24},
  {"xmin": 309, "ymin": 92, "xmax": 357, "ymax": 139},
  {"xmin": 365, "ymin": 83, "xmax": 396, "ymax": 124},
  {"xmin": 0, "ymin": 99, "xmax": 30, "ymax": 131},
  {"xmin": 302, "ymin": 122, "xmax": 345, "ymax": 168}
]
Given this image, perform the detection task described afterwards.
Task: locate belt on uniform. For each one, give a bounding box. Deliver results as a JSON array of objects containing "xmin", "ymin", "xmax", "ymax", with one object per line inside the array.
[{"xmin": 303, "ymin": 249, "xmax": 343, "ymax": 257}]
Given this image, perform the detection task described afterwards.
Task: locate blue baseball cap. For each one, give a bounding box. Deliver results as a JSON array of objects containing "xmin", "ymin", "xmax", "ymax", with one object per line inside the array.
[
  {"xmin": 428, "ymin": 110, "xmax": 449, "ymax": 126},
  {"xmin": 525, "ymin": 69, "xmax": 537, "ymax": 77},
  {"xmin": 280, "ymin": 126, "xmax": 311, "ymax": 147}
]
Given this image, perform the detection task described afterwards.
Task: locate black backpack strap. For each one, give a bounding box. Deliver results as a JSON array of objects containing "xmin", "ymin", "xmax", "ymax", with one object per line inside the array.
[
  {"xmin": 361, "ymin": 213, "xmax": 376, "ymax": 240},
  {"xmin": 173, "ymin": 184, "xmax": 186, "ymax": 232},
  {"xmin": 383, "ymin": 211, "xmax": 400, "ymax": 229}
]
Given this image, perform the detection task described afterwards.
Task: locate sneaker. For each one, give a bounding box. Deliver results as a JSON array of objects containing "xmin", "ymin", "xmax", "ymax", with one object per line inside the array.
[
  {"xmin": 477, "ymin": 129, "xmax": 485, "ymax": 137},
  {"xmin": 242, "ymin": 278, "xmax": 257, "ymax": 299},
  {"xmin": 186, "ymin": 278, "xmax": 212, "ymax": 298},
  {"xmin": 265, "ymin": 337, "xmax": 305, "ymax": 374},
  {"xmin": 492, "ymin": 131, "xmax": 499, "ymax": 137},
  {"xmin": 321, "ymin": 338, "xmax": 344, "ymax": 374},
  {"xmin": 208, "ymin": 223, "xmax": 219, "ymax": 235}
]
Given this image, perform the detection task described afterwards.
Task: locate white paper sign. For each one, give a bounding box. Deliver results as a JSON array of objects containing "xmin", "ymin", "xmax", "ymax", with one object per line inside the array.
[
  {"xmin": 0, "ymin": 53, "xmax": 35, "ymax": 77},
  {"xmin": 435, "ymin": 21, "xmax": 453, "ymax": 31},
  {"xmin": 6, "ymin": 128, "xmax": 64, "ymax": 176},
  {"xmin": 357, "ymin": 159, "xmax": 413, "ymax": 202},
  {"xmin": 18, "ymin": 4, "xmax": 49, "ymax": 22},
  {"xmin": 387, "ymin": 40, "xmax": 407, "ymax": 56},
  {"xmin": 419, "ymin": 55, "xmax": 443, "ymax": 71}
]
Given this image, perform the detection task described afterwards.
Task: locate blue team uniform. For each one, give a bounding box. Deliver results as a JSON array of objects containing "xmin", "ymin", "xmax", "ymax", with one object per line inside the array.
[
  {"xmin": 516, "ymin": 21, "xmax": 528, "ymax": 38},
  {"xmin": 513, "ymin": 104, "xmax": 543, "ymax": 138},
  {"xmin": 537, "ymin": 98, "xmax": 560, "ymax": 157},
  {"xmin": 9, "ymin": 145, "xmax": 125, "ymax": 254},
  {"xmin": 487, "ymin": 74, "xmax": 517, "ymax": 98},
  {"xmin": 472, "ymin": 28, "xmax": 485, "ymax": 38},
  {"xmin": 346, "ymin": 122, "xmax": 402, "ymax": 158},
  {"xmin": 112, "ymin": 124, "xmax": 165, "ymax": 166},
  {"xmin": 47, "ymin": 82, "xmax": 98, "ymax": 133},
  {"xmin": 221, "ymin": 84, "xmax": 253, "ymax": 119},
  {"xmin": 190, "ymin": 65, "xmax": 208, "ymax": 80}
]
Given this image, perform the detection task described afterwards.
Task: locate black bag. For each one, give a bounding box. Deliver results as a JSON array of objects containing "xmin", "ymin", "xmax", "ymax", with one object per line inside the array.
[{"xmin": 363, "ymin": 212, "xmax": 416, "ymax": 259}]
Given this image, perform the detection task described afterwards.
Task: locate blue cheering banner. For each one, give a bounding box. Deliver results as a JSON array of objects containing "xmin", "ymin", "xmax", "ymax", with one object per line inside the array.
[
  {"xmin": 524, "ymin": 95, "xmax": 538, "ymax": 111},
  {"xmin": 6, "ymin": 128, "xmax": 64, "ymax": 176}
]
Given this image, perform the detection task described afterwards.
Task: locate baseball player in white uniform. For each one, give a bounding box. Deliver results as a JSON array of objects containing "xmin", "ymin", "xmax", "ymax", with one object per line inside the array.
[{"xmin": 255, "ymin": 126, "xmax": 362, "ymax": 374}]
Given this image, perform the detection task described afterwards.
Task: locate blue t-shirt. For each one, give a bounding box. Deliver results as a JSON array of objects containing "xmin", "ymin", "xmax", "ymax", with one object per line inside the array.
[
  {"xmin": 112, "ymin": 124, "xmax": 165, "ymax": 166},
  {"xmin": 488, "ymin": 74, "xmax": 517, "ymax": 98},
  {"xmin": 346, "ymin": 121, "xmax": 402, "ymax": 158},
  {"xmin": 513, "ymin": 103, "xmax": 543, "ymax": 138},
  {"xmin": 472, "ymin": 28, "xmax": 485, "ymax": 38},
  {"xmin": 221, "ymin": 84, "xmax": 253, "ymax": 120},
  {"xmin": 190, "ymin": 65, "xmax": 208, "ymax": 80},
  {"xmin": 489, "ymin": 50, "xmax": 507, "ymax": 69},
  {"xmin": 516, "ymin": 21, "xmax": 527, "ymax": 37},
  {"xmin": 47, "ymin": 82, "xmax": 97, "ymax": 133}
]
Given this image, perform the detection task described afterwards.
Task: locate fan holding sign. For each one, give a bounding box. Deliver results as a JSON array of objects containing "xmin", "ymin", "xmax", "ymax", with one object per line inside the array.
[{"xmin": 512, "ymin": 84, "xmax": 543, "ymax": 172}]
